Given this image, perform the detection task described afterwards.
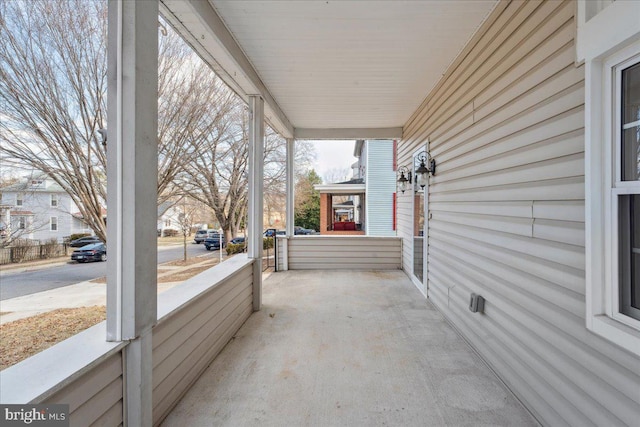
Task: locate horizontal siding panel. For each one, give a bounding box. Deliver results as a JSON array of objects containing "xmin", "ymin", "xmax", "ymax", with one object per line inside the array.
[
  {"xmin": 43, "ymin": 352, "xmax": 123, "ymax": 426},
  {"xmin": 396, "ymin": 0, "xmax": 640, "ymax": 424},
  {"xmin": 533, "ymin": 200, "xmax": 584, "ymax": 222},
  {"xmin": 429, "ymin": 176, "xmax": 584, "ymax": 203},
  {"xmin": 153, "ymin": 302, "xmax": 253, "ymax": 424},
  {"xmin": 90, "ymin": 401, "xmax": 122, "ymax": 427},
  {"xmin": 430, "ymin": 227, "xmax": 583, "ymax": 294},
  {"xmin": 285, "ymin": 237, "xmax": 402, "ymax": 270},
  {"xmin": 533, "ymin": 219, "xmax": 584, "ymax": 247},
  {"xmin": 432, "ymin": 83, "xmax": 584, "ymax": 165},
  {"xmin": 70, "ymin": 377, "xmax": 122, "ymax": 427},
  {"xmin": 431, "ymin": 220, "xmax": 584, "ymax": 271},
  {"xmin": 153, "ymin": 285, "xmax": 251, "ymax": 388},
  {"xmin": 152, "ymin": 275, "xmax": 251, "ymax": 369},
  {"xmin": 431, "ymin": 201, "xmax": 533, "ymax": 218},
  {"xmin": 289, "ymin": 262, "xmax": 401, "ymax": 270},
  {"xmin": 153, "ymin": 265, "xmax": 252, "ymax": 347},
  {"xmin": 431, "ymin": 211, "xmax": 533, "ymax": 237},
  {"xmin": 409, "ymin": 0, "xmax": 573, "ymax": 146},
  {"xmin": 435, "ymin": 128, "xmax": 584, "ymax": 183},
  {"xmin": 430, "ymin": 273, "xmax": 638, "ymax": 425},
  {"xmin": 43, "ymin": 352, "xmax": 122, "ymax": 413},
  {"xmin": 408, "ymin": 0, "xmax": 553, "ymax": 137}
]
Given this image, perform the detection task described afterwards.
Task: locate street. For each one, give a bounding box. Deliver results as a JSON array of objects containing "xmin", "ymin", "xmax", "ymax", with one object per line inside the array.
[{"xmin": 0, "ymin": 243, "xmax": 218, "ymax": 301}]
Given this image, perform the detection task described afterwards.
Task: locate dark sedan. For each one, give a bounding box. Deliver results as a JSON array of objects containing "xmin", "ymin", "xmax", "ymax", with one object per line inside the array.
[
  {"xmin": 71, "ymin": 243, "xmax": 107, "ymax": 263},
  {"xmin": 204, "ymin": 233, "xmax": 225, "ymax": 250},
  {"xmin": 69, "ymin": 236, "xmax": 102, "ymax": 247}
]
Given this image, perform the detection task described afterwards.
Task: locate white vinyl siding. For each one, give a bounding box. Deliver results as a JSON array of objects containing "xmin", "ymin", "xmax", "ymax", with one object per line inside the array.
[
  {"xmin": 280, "ymin": 236, "xmax": 402, "ymax": 270},
  {"xmin": 398, "ymin": 1, "xmax": 640, "ymax": 426},
  {"xmin": 152, "ymin": 257, "xmax": 254, "ymax": 424},
  {"xmin": 365, "ymin": 140, "xmax": 396, "ymax": 236}
]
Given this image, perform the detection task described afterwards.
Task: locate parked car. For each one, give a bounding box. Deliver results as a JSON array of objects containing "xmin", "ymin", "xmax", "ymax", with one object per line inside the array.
[
  {"xmin": 263, "ymin": 230, "xmax": 286, "ymax": 237},
  {"xmin": 194, "ymin": 229, "xmax": 214, "ymax": 244},
  {"xmin": 230, "ymin": 237, "xmax": 246, "ymax": 245},
  {"xmin": 69, "ymin": 236, "xmax": 102, "ymax": 247},
  {"xmin": 204, "ymin": 232, "xmax": 226, "ymax": 250},
  {"xmin": 71, "ymin": 243, "xmax": 107, "ymax": 263},
  {"xmin": 294, "ymin": 226, "xmax": 315, "ymax": 235}
]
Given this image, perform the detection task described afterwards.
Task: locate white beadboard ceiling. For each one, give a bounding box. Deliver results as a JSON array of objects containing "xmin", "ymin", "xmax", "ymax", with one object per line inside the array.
[{"xmin": 161, "ymin": 0, "xmax": 497, "ymax": 138}]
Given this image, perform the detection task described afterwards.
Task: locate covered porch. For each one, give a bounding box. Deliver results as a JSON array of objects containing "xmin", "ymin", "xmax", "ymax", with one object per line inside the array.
[{"xmin": 162, "ymin": 269, "xmax": 535, "ymax": 426}]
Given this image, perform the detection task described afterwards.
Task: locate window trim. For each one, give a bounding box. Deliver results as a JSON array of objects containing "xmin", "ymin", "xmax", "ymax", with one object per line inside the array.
[
  {"xmin": 50, "ymin": 216, "xmax": 58, "ymax": 232},
  {"xmin": 51, "ymin": 194, "xmax": 58, "ymax": 207},
  {"xmin": 16, "ymin": 193, "xmax": 23, "ymax": 206},
  {"xmin": 585, "ymin": 38, "xmax": 640, "ymax": 356}
]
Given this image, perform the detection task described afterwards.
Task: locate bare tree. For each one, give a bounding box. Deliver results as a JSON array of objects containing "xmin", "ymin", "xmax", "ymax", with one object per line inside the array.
[
  {"xmin": 323, "ymin": 167, "xmax": 352, "ymax": 184},
  {"xmin": 0, "ymin": 1, "xmax": 222, "ymax": 241},
  {"xmin": 0, "ymin": 0, "xmax": 109, "ymax": 240}
]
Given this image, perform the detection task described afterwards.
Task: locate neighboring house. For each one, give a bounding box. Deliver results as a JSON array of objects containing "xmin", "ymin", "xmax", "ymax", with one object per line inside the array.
[
  {"xmin": 315, "ymin": 139, "xmax": 396, "ymax": 236},
  {"xmin": 0, "ymin": 174, "xmax": 91, "ymax": 243},
  {"xmin": 157, "ymin": 202, "xmax": 184, "ymax": 237}
]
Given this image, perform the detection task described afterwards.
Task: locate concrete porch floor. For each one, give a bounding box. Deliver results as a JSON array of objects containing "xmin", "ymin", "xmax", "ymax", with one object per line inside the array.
[{"xmin": 161, "ymin": 270, "xmax": 538, "ymax": 426}]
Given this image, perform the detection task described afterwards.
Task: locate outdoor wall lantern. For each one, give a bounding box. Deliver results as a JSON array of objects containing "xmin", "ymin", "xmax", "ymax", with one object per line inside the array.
[
  {"xmin": 397, "ymin": 166, "xmax": 412, "ymax": 194},
  {"xmin": 414, "ymin": 151, "xmax": 436, "ymax": 189}
]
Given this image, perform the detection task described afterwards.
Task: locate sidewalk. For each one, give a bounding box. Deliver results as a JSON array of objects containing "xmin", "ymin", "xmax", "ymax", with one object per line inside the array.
[{"xmin": 0, "ymin": 255, "xmax": 220, "ymax": 325}]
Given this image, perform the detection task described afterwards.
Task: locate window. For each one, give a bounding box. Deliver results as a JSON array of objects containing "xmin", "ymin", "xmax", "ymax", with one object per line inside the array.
[
  {"xmin": 18, "ymin": 217, "xmax": 26, "ymax": 230},
  {"xmin": 50, "ymin": 216, "xmax": 58, "ymax": 231},
  {"xmin": 50, "ymin": 194, "xmax": 58, "ymax": 207},
  {"xmin": 585, "ymin": 37, "xmax": 640, "ymax": 356},
  {"xmin": 616, "ymin": 60, "xmax": 640, "ymax": 322},
  {"xmin": 16, "ymin": 193, "xmax": 23, "ymax": 206}
]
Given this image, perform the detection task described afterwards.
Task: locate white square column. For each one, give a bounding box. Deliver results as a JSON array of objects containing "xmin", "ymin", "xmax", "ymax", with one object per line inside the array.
[
  {"xmin": 106, "ymin": 0, "xmax": 158, "ymax": 425},
  {"xmin": 247, "ymin": 95, "xmax": 264, "ymax": 311},
  {"xmin": 286, "ymin": 138, "xmax": 295, "ymax": 237}
]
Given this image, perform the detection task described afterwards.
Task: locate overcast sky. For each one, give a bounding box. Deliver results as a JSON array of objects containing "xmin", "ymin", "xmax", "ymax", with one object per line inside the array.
[{"xmin": 309, "ymin": 139, "xmax": 356, "ymax": 183}]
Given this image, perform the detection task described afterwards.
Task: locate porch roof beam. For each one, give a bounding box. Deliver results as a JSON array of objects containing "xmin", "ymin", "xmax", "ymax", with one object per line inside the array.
[
  {"xmin": 294, "ymin": 127, "xmax": 404, "ymax": 140},
  {"xmin": 159, "ymin": 0, "xmax": 294, "ymax": 139}
]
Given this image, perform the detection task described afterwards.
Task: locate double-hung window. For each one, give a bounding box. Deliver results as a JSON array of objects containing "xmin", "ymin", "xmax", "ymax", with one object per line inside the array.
[
  {"xmin": 580, "ymin": 0, "xmax": 640, "ymax": 355},
  {"xmin": 616, "ymin": 59, "xmax": 640, "ymax": 323}
]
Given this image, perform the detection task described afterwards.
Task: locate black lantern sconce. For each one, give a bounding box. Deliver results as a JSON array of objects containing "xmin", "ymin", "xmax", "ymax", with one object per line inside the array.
[
  {"xmin": 414, "ymin": 151, "xmax": 435, "ymax": 189},
  {"xmin": 397, "ymin": 151, "xmax": 436, "ymax": 193},
  {"xmin": 397, "ymin": 166, "xmax": 412, "ymax": 194}
]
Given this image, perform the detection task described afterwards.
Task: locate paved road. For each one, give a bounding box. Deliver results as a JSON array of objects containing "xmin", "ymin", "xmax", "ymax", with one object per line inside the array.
[{"xmin": 0, "ymin": 243, "xmax": 218, "ymax": 301}]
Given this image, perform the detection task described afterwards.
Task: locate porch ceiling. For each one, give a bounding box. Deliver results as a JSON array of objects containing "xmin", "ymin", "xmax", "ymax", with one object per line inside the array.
[{"xmin": 160, "ymin": 0, "xmax": 497, "ymax": 139}]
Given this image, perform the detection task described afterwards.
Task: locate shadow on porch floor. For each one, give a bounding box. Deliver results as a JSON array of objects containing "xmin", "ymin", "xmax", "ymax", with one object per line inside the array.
[{"xmin": 161, "ymin": 270, "xmax": 537, "ymax": 426}]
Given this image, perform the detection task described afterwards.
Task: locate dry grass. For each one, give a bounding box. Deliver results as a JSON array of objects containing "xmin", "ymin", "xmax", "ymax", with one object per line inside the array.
[
  {"xmin": 0, "ymin": 255, "xmax": 227, "ymax": 370},
  {"xmin": 158, "ymin": 264, "xmax": 217, "ymax": 283},
  {"xmin": 0, "ymin": 306, "xmax": 106, "ymax": 371}
]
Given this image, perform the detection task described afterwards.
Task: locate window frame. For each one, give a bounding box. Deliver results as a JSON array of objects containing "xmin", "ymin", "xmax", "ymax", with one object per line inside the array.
[
  {"xmin": 50, "ymin": 216, "xmax": 58, "ymax": 232},
  {"xmin": 16, "ymin": 193, "xmax": 23, "ymax": 206},
  {"xmin": 51, "ymin": 194, "xmax": 58, "ymax": 207},
  {"xmin": 610, "ymin": 54, "xmax": 640, "ymax": 327},
  {"xmin": 586, "ymin": 38, "xmax": 640, "ymax": 356}
]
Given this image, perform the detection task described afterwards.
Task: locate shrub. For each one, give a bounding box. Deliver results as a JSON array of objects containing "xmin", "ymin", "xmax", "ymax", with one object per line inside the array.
[
  {"xmin": 226, "ymin": 243, "xmax": 245, "ymax": 255},
  {"xmin": 162, "ymin": 229, "xmax": 179, "ymax": 237},
  {"xmin": 68, "ymin": 233, "xmax": 90, "ymax": 242},
  {"xmin": 263, "ymin": 237, "xmax": 274, "ymax": 250},
  {"xmin": 10, "ymin": 239, "xmax": 38, "ymax": 263},
  {"xmin": 40, "ymin": 238, "xmax": 61, "ymax": 259}
]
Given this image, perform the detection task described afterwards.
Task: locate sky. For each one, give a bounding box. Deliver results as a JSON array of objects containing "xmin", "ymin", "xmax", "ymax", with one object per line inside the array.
[{"xmin": 309, "ymin": 140, "xmax": 357, "ymax": 183}]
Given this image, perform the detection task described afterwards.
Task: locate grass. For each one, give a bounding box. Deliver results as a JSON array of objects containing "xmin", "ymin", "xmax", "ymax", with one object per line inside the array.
[
  {"xmin": 0, "ymin": 306, "xmax": 106, "ymax": 371},
  {"xmin": 0, "ymin": 254, "xmax": 225, "ymax": 371}
]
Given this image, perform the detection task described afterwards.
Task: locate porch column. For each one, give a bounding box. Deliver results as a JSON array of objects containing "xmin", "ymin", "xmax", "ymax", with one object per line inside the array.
[
  {"xmin": 106, "ymin": 0, "xmax": 158, "ymax": 425},
  {"xmin": 247, "ymin": 95, "xmax": 264, "ymax": 311},
  {"xmin": 286, "ymin": 138, "xmax": 295, "ymax": 237}
]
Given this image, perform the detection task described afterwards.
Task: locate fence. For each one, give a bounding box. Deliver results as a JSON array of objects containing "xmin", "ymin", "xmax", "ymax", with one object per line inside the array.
[{"xmin": 0, "ymin": 243, "xmax": 69, "ymax": 265}]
